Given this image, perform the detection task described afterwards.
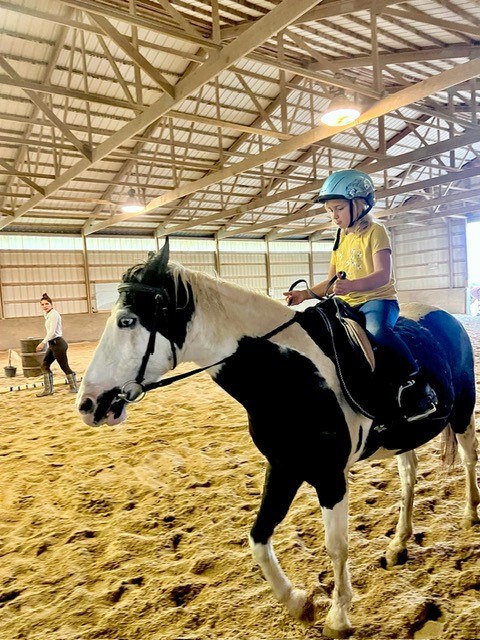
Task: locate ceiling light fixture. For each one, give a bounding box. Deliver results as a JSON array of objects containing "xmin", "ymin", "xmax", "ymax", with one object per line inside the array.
[
  {"xmin": 320, "ymin": 90, "xmax": 361, "ymax": 127},
  {"xmin": 121, "ymin": 188, "xmax": 144, "ymax": 214}
]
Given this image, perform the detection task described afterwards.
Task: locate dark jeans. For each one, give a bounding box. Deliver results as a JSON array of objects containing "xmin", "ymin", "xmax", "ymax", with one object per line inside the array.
[
  {"xmin": 41, "ymin": 337, "xmax": 73, "ymax": 375},
  {"xmin": 354, "ymin": 299, "xmax": 418, "ymax": 380}
]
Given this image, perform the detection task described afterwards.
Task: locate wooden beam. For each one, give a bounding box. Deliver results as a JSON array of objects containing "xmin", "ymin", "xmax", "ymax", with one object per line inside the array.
[
  {"xmin": 295, "ymin": 0, "xmax": 407, "ymax": 24},
  {"xmin": 274, "ymin": 184, "xmax": 480, "ymax": 240},
  {"xmin": 0, "ymin": 74, "xmax": 141, "ymax": 112},
  {"xmin": 0, "ymin": 160, "xmax": 45, "ymax": 195},
  {"xmin": 382, "ymin": 6, "xmax": 480, "ymax": 40},
  {"xmin": 87, "ymin": 13, "xmax": 175, "ymax": 97},
  {"xmin": 94, "ymin": 57, "xmax": 480, "ymax": 235},
  {"xmin": 0, "ymin": 0, "xmax": 323, "ymax": 231},
  {"xmin": 166, "ymin": 111, "xmax": 292, "ymax": 140},
  {"xmin": 309, "ymin": 44, "xmax": 480, "ymax": 72},
  {"xmin": 57, "ymin": 0, "xmax": 219, "ymax": 49},
  {"xmin": 0, "ymin": 55, "xmax": 92, "ymax": 160},
  {"xmin": 223, "ymin": 129, "xmax": 480, "ymax": 239}
]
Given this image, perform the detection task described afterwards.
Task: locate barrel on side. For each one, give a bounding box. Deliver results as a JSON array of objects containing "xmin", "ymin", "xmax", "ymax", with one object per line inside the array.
[{"xmin": 20, "ymin": 338, "xmax": 44, "ymax": 377}]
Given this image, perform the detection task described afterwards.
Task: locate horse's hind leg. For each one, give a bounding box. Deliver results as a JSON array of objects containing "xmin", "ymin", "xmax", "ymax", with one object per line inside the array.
[
  {"xmin": 386, "ymin": 450, "xmax": 417, "ymax": 567},
  {"xmin": 249, "ymin": 464, "xmax": 313, "ymax": 623},
  {"xmin": 455, "ymin": 417, "xmax": 480, "ymax": 527}
]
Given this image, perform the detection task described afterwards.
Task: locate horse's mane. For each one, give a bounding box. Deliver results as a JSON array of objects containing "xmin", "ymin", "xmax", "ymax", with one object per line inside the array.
[{"xmin": 122, "ymin": 256, "xmax": 283, "ymax": 319}]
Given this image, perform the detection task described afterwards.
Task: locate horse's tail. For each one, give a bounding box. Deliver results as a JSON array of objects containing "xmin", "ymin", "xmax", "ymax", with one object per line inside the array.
[{"xmin": 440, "ymin": 424, "xmax": 458, "ymax": 467}]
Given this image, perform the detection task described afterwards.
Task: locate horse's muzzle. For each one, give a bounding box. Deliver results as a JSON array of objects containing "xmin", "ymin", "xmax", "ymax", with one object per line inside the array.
[{"xmin": 77, "ymin": 387, "xmax": 127, "ymax": 427}]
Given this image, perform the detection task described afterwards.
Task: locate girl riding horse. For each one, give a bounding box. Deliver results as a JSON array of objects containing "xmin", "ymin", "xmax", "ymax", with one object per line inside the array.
[{"xmin": 77, "ymin": 242, "xmax": 479, "ymax": 638}]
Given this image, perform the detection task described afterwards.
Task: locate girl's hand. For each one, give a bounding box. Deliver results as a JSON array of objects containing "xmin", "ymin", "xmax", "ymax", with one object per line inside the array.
[
  {"xmin": 283, "ymin": 289, "xmax": 308, "ymax": 306},
  {"xmin": 333, "ymin": 277, "xmax": 355, "ymax": 295},
  {"xmin": 36, "ymin": 342, "xmax": 44, "ymax": 352}
]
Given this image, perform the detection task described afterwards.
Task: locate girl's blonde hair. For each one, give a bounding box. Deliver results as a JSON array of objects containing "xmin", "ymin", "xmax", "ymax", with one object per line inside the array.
[
  {"xmin": 351, "ymin": 198, "xmax": 373, "ymax": 236},
  {"xmin": 348, "ymin": 197, "xmax": 386, "ymax": 237},
  {"xmin": 334, "ymin": 198, "xmax": 388, "ymax": 249}
]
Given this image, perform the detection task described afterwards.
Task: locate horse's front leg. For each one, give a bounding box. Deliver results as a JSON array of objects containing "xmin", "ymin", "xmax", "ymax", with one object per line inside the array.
[
  {"xmin": 385, "ymin": 450, "xmax": 417, "ymax": 566},
  {"xmin": 319, "ymin": 488, "xmax": 353, "ymax": 639},
  {"xmin": 249, "ymin": 464, "xmax": 314, "ymax": 622}
]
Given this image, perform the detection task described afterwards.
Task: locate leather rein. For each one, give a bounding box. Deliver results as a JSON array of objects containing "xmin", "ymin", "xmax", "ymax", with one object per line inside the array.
[{"xmin": 115, "ymin": 274, "xmax": 343, "ymax": 404}]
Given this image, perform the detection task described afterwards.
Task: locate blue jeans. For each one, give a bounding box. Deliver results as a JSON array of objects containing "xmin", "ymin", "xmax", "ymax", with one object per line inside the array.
[{"xmin": 354, "ymin": 299, "xmax": 418, "ymax": 379}]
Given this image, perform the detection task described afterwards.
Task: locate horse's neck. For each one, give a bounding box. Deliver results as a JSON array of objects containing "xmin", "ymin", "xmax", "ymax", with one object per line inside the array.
[{"xmin": 181, "ymin": 276, "xmax": 293, "ymax": 366}]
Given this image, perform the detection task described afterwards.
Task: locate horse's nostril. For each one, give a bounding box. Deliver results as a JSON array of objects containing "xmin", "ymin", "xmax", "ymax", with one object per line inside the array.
[{"xmin": 80, "ymin": 397, "xmax": 94, "ymax": 413}]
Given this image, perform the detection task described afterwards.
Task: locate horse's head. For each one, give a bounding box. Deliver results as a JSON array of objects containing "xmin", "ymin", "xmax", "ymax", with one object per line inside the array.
[{"xmin": 77, "ymin": 240, "xmax": 194, "ymax": 426}]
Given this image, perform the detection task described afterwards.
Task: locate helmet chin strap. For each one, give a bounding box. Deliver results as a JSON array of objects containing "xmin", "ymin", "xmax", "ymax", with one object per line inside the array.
[
  {"xmin": 348, "ymin": 200, "xmax": 355, "ymax": 228},
  {"xmin": 347, "ymin": 199, "xmax": 373, "ymax": 228},
  {"xmin": 333, "ymin": 197, "xmax": 374, "ymax": 250}
]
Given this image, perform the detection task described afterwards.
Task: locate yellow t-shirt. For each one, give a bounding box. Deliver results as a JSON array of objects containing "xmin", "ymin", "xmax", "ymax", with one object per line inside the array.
[{"xmin": 331, "ymin": 221, "xmax": 397, "ymax": 306}]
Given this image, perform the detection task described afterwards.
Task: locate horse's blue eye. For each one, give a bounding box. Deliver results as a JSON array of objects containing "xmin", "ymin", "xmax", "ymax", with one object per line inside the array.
[{"xmin": 118, "ymin": 317, "xmax": 136, "ymax": 328}]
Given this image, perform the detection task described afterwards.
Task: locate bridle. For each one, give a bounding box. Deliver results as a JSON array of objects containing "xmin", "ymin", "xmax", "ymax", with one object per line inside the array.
[
  {"xmin": 116, "ymin": 281, "xmax": 180, "ymax": 403},
  {"xmin": 115, "ymin": 273, "xmax": 343, "ymax": 404},
  {"xmin": 115, "ymin": 281, "xmax": 297, "ymax": 403}
]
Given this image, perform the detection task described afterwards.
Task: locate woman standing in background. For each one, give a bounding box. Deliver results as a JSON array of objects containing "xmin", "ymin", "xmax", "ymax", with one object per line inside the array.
[{"xmin": 35, "ymin": 292, "xmax": 77, "ymax": 397}]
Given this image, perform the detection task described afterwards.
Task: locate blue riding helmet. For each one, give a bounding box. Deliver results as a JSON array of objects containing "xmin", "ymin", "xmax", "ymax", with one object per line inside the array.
[
  {"xmin": 316, "ymin": 169, "xmax": 375, "ymax": 207},
  {"xmin": 315, "ymin": 169, "xmax": 375, "ymax": 228}
]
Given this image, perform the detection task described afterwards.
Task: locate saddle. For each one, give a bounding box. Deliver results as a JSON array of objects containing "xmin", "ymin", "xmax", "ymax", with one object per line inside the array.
[{"xmin": 295, "ymin": 296, "xmax": 378, "ymax": 418}]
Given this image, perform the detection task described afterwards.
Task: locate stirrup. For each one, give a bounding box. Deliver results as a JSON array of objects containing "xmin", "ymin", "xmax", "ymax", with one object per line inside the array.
[
  {"xmin": 398, "ymin": 379, "xmax": 437, "ymax": 422},
  {"xmin": 405, "ymin": 402, "xmax": 437, "ymax": 423},
  {"xmin": 397, "ymin": 379, "xmax": 414, "ymax": 406}
]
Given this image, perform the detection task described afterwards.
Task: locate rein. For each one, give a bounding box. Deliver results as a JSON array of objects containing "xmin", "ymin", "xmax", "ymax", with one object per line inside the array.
[
  {"xmin": 115, "ymin": 281, "xmax": 302, "ymax": 403},
  {"xmin": 287, "ymin": 271, "xmax": 345, "ymax": 304},
  {"xmin": 116, "ymin": 273, "xmax": 343, "ymax": 404}
]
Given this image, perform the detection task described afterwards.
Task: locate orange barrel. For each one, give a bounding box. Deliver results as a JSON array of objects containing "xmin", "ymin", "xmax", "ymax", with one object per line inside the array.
[{"xmin": 20, "ymin": 337, "xmax": 44, "ymax": 377}]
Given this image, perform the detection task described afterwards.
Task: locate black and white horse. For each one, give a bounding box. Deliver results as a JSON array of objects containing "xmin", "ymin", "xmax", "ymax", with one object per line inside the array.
[{"xmin": 77, "ymin": 242, "xmax": 479, "ymax": 638}]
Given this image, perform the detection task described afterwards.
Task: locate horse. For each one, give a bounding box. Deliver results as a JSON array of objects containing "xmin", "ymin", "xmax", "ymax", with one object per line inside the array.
[{"xmin": 77, "ymin": 241, "xmax": 479, "ymax": 638}]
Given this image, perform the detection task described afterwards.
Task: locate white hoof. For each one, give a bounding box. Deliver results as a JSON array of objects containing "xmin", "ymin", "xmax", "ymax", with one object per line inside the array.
[
  {"xmin": 324, "ymin": 608, "xmax": 353, "ymax": 638},
  {"xmin": 462, "ymin": 508, "xmax": 480, "ymax": 528},
  {"xmin": 285, "ymin": 588, "xmax": 315, "ymax": 624},
  {"xmin": 385, "ymin": 544, "xmax": 408, "ymax": 567},
  {"xmin": 323, "ymin": 624, "xmax": 353, "ymax": 639}
]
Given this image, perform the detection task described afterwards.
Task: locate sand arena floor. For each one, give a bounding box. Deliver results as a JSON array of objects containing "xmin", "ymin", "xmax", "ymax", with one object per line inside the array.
[{"xmin": 0, "ymin": 316, "xmax": 479, "ymax": 640}]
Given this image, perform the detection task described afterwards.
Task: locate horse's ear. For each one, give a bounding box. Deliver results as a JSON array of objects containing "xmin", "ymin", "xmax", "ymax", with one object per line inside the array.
[
  {"xmin": 158, "ymin": 237, "xmax": 169, "ymax": 266},
  {"xmin": 146, "ymin": 238, "xmax": 169, "ymax": 275}
]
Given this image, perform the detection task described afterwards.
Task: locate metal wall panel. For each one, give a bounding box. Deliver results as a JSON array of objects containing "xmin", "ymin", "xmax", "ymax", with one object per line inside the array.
[
  {"xmin": 86, "ymin": 237, "xmax": 155, "ymax": 253},
  {"xmin": 218, "ymin": 251, "xmax": 267, "ymax": 293},
  {"xmin": 172, "ymin": 251, "xmax": 216, "ymax": 275},
  {"xmin": 269, "ymin": 247, "xmax": 331, "ymax": 300},
  {"xmin": 87, "ymin": 250, "xmax": 151, "ymax": 312},
  {"xmin": 312, "ymin": 248, "xmax": 332, "ymax": 283},
  {"xmin": 87, "ymin": 249, "xmax": 217, "ymax": 312},
  {"xmin": 269, "ymin": 252, "xmax": 310, "ymax": 299},
  {"xmin": 1, "ymin": 250, "xmax": 88, "ymax": 318},
  {"xmin": 448, "ymin": 219, "xmax": 468, "ymax": 288},
  {"xmin": 393, "ymin": 220, "xmax": 467, "ymax": 294},
  {"xmin": 1, "ymin": 229, "xmax": 467, "ymax": 319}
]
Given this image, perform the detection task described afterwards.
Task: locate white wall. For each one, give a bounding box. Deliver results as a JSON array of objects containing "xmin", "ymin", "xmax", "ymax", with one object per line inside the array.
[
  {"xmin": 393, "ymin": 218, "xmax": 467, "ymax": 313},
  {"xmin": 0, "ymin": 225, "xmax": 468, "ymax": 350}
]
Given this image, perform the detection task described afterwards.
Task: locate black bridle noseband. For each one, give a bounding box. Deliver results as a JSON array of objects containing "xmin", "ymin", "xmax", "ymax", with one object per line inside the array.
[{"xmin": 115, "ymin": 273, "xmax": 343, "ymax": 404}]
